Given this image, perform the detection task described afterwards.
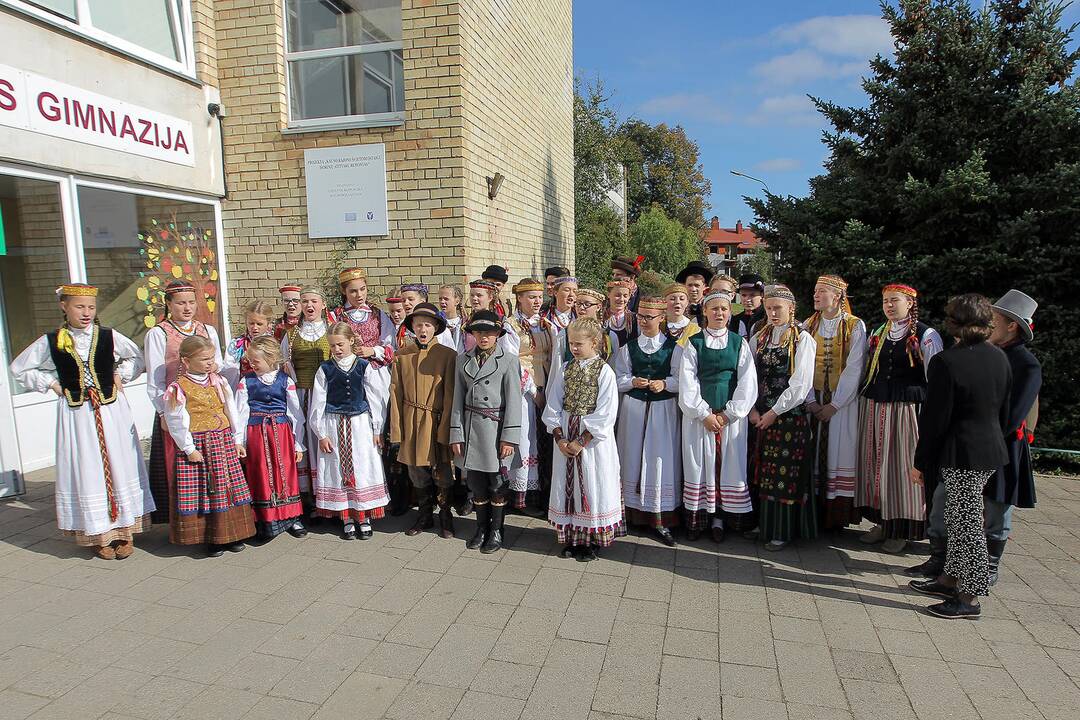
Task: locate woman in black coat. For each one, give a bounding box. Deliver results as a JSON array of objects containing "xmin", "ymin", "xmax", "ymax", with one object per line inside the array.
[{"xmin": 909, "ymin": 294, "xmax": 1011, "ymax": 619}]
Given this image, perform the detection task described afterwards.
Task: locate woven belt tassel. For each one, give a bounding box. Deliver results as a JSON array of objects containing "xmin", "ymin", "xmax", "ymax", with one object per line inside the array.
[
  {"xmin": 88, "ymin": 388, "xmax": 119, "ymax": 522},
  {"xmin": 338, "ymin": 415, "xmax": 356, "ymax": 488}
]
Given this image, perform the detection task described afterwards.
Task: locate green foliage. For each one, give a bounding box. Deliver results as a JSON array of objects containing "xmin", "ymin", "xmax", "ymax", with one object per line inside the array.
[
  {"xmin": 749, "ymin": 0, "xmax": 1080, "ymax": 448},
  {"xmin": 741, "ymin": 246, "xmax": 776, "ymax": 283},
  {"xmin": 627, "ymin": 205, "xmax": 703, "ymax": 278},
  {"xmin": 637, "ymin": 269, "xmax": 675, "ymax": 300},
  {"xmin": 575, "ymin": 203, "xmax": 626, "ymax": 291},
  {"xmin": 619, "ymin": 120, "xmax": 712, "ymax": 227}
]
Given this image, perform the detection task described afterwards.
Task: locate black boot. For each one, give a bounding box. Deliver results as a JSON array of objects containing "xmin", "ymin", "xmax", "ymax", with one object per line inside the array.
[
  {"xmin": 482, "ymin": 503, "xmax": 504, "ymax": 554},
  {"xmin": 438, "ymin": 502, "xmax": 455, "ymax": 540},
  {"xmin": 406, "ymin": 488, "xmax": 434, "ymax": 536},
  {"xmin": 987, "ymin": 538, "xmax": 1007, "ymax": 586},
  {"xmin": 467, "ymin": 503, "xmax": 489, "ymax": 550},
  {"xmin": 903, "ymin": 536, "xmax": 947, "ymax": 577}
]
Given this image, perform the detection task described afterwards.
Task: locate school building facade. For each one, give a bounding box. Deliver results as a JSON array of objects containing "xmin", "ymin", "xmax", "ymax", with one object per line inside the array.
[{"xmin": 0, "ymin": 0, "xmax": 574, "ymax": 484}]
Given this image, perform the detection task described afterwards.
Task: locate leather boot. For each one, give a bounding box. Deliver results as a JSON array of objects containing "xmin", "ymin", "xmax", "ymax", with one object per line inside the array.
[
  {"xmin": 987, "ymin": 538, "xmax": 1007, "ymax": 586},
  {"xmin": 903, "ymin": 536, "xmax": 947, "ymax": 577},
  {"xmin": 467, "ymin": 503, "xmax": 489, "ymax": 550},
  {"xmin": 406, "ymin": 487, "xmax": 434, "ymax": 536},
  {"xmin": 438, "ymin": 502, "xmax": 455, "ymax": 540},
  {"xmin": 482, "ymin": 503, "xmax": 505, "ymax": 554}
]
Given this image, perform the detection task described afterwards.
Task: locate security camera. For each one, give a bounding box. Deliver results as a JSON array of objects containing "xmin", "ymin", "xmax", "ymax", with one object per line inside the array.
[{"xmin": 207, "ymin": 103, "xmax": 227, "ymax": 118}]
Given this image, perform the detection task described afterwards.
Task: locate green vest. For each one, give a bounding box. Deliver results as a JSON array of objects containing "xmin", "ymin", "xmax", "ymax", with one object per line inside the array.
[
  {"xmin": 688, "ymin": 331, "xmax": 742, "ymax": 412},
  {"xmin": 288, "ymin": 328, "xmax": 330, "ymax": 390},
  {"xmin": 627, "ymin": 335, "xmax": 678, "ymax": 402}
]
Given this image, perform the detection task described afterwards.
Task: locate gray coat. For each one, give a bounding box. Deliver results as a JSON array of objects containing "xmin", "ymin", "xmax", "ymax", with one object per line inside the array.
[{"xmin": 449, "ymin": 345, "xmax": 523, "ymax": 472}]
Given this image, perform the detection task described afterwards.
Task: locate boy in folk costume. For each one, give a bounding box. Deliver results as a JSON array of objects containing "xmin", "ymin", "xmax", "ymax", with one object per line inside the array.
[
  {"xmin": 663, "ymin": 283, "xmax": 700, "ymax": 346},
  {"xmin": 274, "ymin": 284, "xmax": 303, "ymax": 341},
  {"xmin": 234, "ymin": 336, "xmax": 308, "ymax": 541},
  {"xmin": 541, "ymin": 266, "xmax": 570, "ymax": 316},
  {"xmin": 544, "ymin": 318, "xmax": 624, "ymax": 561},
  {"xmin": 450, "ymin": 311, "xmax": 523, "ymax": 552},
  {"xmin": 145, "ymin": 280, "xmax": 224, "ymax": 524},
  {"xmin": 749, "ymin": 285, "xmax": 818, "ymax": 550},
  {"xmin": 385, "ymin": 296, "xmax": 407, "ymax": 331},
  {"xmin": 855, "ymin": 283, "xmax": 943, "ymax": 554},
  {"xmin": 676, "ymin": 261, "xmax": 714, "ymax": 325},
  {"xmin": 308, "ymin": 323, "xmax": 390, "ymax": 540},
  {"xmin": 222, "ymin": 299, "xmax": 274, "ymax": 386},
  {"xmin": 327, "ymin": 267, "xmax": 396, "ymax": 367},
  {"xmin": 390, "ymin": 303, "xmax": 459, "ymax": 538},
  {"xmin": 11, "ymin": 283, "xmax": 154, "ymax": 560},
  {"xmin": 604, "ymin": 280, "xmax": 639, "ymax": 348},
  {"xmin": 614, "ymin": 297, "xmax": 683, "ymax": 546},
  {"xmin": 481, "ymin": 264, "xmax": 513, "ymax": 317},
  {"xmin": 610, "ymin": 255, "xmax": 644, "ymax": 313},
  {"xmin": 508, "ymin": 279, "xmax": 554, "ymax": 516},
  {"xmin": 730, "ymin": 274, "xmax": 766, "ymax": 339},
  {"xmin": 802, "ymin": 275, "xmax": 866, "ymax": 531},
  {"xmin": 679, "ymin": 292, "xmax": 758, "ymax": 542},
  {"xmin": 163, "ymin": 336, "xmax": 255, "ymax": 556}
]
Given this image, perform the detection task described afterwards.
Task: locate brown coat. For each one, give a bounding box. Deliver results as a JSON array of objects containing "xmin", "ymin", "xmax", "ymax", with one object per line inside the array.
[{"xmin": 389, "ymin": 342, "xmax": 458, "ymax": 467}]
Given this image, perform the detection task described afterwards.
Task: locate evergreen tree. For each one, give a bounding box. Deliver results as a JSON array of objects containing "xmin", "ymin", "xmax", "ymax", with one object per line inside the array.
[{"xmin": 749, "ymin": 0, "xmax": 1080, "ymax": 447}]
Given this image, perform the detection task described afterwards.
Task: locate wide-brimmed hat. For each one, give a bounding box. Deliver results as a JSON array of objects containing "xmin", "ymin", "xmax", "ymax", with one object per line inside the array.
[
  {"xmin": 992, "ymin": 289, "xmax": 1037, "ymax": 341},
  {"xmin": 404, "ymin": 302, "xmax": 447, "ymax": 336},
  {"xmin": 611, "ymin": 255, "xmax": 644, "ymax": 277},
  {"xmin": 464, "ymin": 310, "xmax": 507, "ymax": 336},
  {"xmin": 677, "ymin": 261, "xmax": 714, "ymax": 284},
  {"xmin": 481, "ymin": 265, "xmax": 509, "ymax": 284}
]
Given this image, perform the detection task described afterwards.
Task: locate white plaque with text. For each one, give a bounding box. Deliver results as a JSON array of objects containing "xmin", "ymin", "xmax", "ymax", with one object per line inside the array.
[{"xmin": 304, "ymin": 143, "xmax": 389, "ymax": 239}]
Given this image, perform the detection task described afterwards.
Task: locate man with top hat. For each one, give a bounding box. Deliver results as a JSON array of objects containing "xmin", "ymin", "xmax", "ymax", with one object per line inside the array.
[
  {"xmin": 274, "ymin": 284, "xmax": 303, "ymax": 341},
  {"xmin": 390, "ymin": 302, "xmax": 460, "ymax": 537},
  {"xmin": 677, "ymin": 260, "xmax": 715, "ymax": 325},
  {"xmin": 611, "ymin": 255, "xmax": 645, "ymax": 313},
  {"xmin": 482, "ymin": 265, "xmax": 513, "ymax": 318},
  {"xmin": 730, "ymin": 273, "xmax": 766, "ymax": 339}
]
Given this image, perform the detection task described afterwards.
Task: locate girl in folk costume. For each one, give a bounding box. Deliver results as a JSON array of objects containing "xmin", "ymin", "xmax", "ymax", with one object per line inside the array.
[
  {"xmin": 145, "ymin": 280, "xmax": 224, "ymax": 524},
  {"xmin": 438, "ymin": 284, "xmax": 466, "ymax": 352},
  {"xmin": 855, "ymin": 284, "xmax": 943, "ymax": 553},
  {"xmin": 222, "ymin": 299, "xmax": 274, "ymax": 386},
  {"xmin": 481, "ymin": 264, "xmax": 513, "ymax": 317},
  {"xmin": 679, "ymin": 292, "xmax": 758, "ymax": 542},
  {"xmin": 163, "ymin": 336, "xmax": 255, "ymax": 555},
  {"xmin": 543, "ymin": 318, "xmax": 624, "ymax": 561},
  {"xmin": 449, "ymin": 310, "xmax": 524, "ymax": 553},
  {"xmin": 749, "ymin": 285, "xmax": 818, "ymax": 550},
  {"xmin": 604, "ymin": 280, "xmax": 638, "ymax": 348},
  {"xmin": 390, "ymin": 304, "xmax": 459, "ymax": 538},
  {"xmin": 328, "ymin": 267, "xmax": 396, "ymax": 367},
  {"xmin": 547, "ymin": 288, "xmax": 617, "ymax": 392},
  {"xmin": 10, "ymin": 283, "xmax": 154, "ymax": 560},
  {"xmin": 543, "ymin": 275, "xmax": 577, "ymax": 332},
  {"xmin": 233, "ymin": 336, "xmax": 307, "ymax": 541},
  {"xmin": 386, "ymin": 296, "xmax": 407, "ymax": 332},
  {"xmin": 663, "ymin": 283, "xmax": 700, "ymax": 346},
  {"xmin": 803, "ymin": 275, "xmax": 867, "ymax": 530},
  {"xmin": 308, "ymin": 323, "xmax": 390, "ymax": 540},
  {"xmin": 273, "ymin": 285, "xmax": 303, "ymax": 341},
  {"xmin": 280, "ymin": 287, "xmax": 331, "ymax": 504},
  {"xmin": 508, "ymin": 279, "xmax": 555, "ymax": 514},
  {"xmin": 465, "ymin": 279, "xmax": 515, "ymax": 351},
  {"xmin": 614, "ymin": 297, "xmax": 683, "ymax": 546}
]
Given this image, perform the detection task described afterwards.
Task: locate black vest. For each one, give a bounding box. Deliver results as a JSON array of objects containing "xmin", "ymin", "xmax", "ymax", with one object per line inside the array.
[
  {"xmin": 862, "ymin": 321, "xmax": 931, "ymax": 404},
  {"xmin": 46, "ymin": 326, "xmax": 117, "ymax": 408},
  {"xmin": 321, "ymin": 358, "xmax": 371, "ymax": 416}
]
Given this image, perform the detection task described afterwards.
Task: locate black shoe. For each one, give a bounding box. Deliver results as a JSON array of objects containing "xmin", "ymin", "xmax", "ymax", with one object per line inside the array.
[
  {"xmin": 467, "ymin": 504, "xmax": 490, "ymax": 550},
  {"xmin": 481, "ymin": 504, "xmax": 505, "ymax": 554},
  {"xmin": 576, "ymin": 545, "xmax": 598, "ymax": 562},
  {"xmin": 909, "ymin": 578, "xmax": 958, "ymax": 599},
  {"xmin": 711, "ymin": 525, "xmax": 726, "ymax": 543},
  {"xmin": 987, "ymin": 538, "xmax": 1007, "ymax": 587},
  {"xmin": 227, "ymin": 541, "xmax": 246, "ymax": 553},
  {"xmin": 358, "ymin": 523, "xmax": 373, "ymax": 539},
  {"xmin": 655, "ymin": 527, "xmax": 676, "ymax": 547},
  {"xmin": 559, "ymin": 544, "xmax": 578, "ymax": 559},
  {"xmin": 903, "ymin": 536, "xmax": 947, "ymax": 577},
  {"xmin": 342, "ymin": 523, "xmax": 357, "ymax": 541},
  {"xmin": 286, "ymin": 521, "xmax": 308, "ymax": 538},
  {"xmin": 927, "ymin": 598, "xmax": 981, "ymax": 620},
  {"xmin": 686, "ymin": 527, "xmax": 701, "ymax": 542},
  {"xmin": 206, "ymin": 545, "xmax": 224, "ymax": 558},
  {"xmin": 438, "ymin": 504, "xmax": 456, "ymax": 540}
]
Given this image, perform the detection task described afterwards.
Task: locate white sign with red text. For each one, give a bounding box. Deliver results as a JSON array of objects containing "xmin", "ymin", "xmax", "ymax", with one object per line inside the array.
[{"xmin": 0, "ymin": 63, "xmax": 195, "ymax": 167}]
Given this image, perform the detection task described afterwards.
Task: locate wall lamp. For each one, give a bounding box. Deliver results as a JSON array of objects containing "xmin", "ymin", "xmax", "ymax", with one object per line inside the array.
[{"xmin": 486, "ymin": 172, "xmax": 505, "ymax": 200}]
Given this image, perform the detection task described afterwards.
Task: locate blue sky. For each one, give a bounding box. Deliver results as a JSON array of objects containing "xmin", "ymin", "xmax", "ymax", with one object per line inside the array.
[{"xmin": 573, "ymin": 0, "xmax": 1080, "ymax": 228}]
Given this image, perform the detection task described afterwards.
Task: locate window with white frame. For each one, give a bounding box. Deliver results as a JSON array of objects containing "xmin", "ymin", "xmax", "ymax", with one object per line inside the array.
[
  {"xmin": 284, "ymin": 0, "xmax": 405, "ymax": 128},
  {"xmin": 4, "ymin": 0, "xmax": 194, "ymax": 76}
]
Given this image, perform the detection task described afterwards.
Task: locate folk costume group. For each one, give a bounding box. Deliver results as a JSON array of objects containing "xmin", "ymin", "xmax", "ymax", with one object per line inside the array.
[{"xmin": 11, "ymin": 256, "xmax": 1042, "ymax": 619}]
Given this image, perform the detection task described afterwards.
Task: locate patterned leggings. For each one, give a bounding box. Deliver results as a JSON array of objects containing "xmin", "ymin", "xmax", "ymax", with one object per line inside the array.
[{"xmin": 942, "ymin": 468, "xmax": 994, "ymax": 597}]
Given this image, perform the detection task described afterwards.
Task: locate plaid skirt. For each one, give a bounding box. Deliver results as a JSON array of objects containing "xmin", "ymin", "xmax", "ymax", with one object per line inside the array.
[
  {"xmin": 147, "ymin": 421, "xmax": 174, "ymax": 524},
  {"xmin": 170, "ymin": 429, "xmax": 255, "ymax": 546}
]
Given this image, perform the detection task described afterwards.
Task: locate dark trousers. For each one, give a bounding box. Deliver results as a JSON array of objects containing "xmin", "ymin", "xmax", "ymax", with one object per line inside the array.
[{"xmin": 467, "ymin": 470, "xmax": 508, "ymax": 504}]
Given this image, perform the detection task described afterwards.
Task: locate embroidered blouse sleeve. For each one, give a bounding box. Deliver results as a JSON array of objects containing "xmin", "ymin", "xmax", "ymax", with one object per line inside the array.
[
  {"xmin": 830, "ymin": 319, "xmax": 866, "ymax": 409},
  {"xmin": 367, "ymin": 309, "xmax": 396, "ymax": 364},
  {"xmin": 285, "ymin": 380, "xmax": 306, "ymax": 452},
  {"xmin": 725, "ymin": 339, "xmax": 759, "ymax": 421},
  {"xmin": 920, "ymin": 327, "xmax": 944, "ymax": 379},
  {"xmin": 678, "ymin": 340, "xmax": 711, "ymax": 421},
  {"xmin": 581, "ymin": 363, "xmax": 619, "ymax": 441},
  {"xmin": 309, "ymin": 367, "xmax": 329, "ymax": 441},
  {"xmin": 144, "ymin": 327, "xmax": 168, "ymax": 413},
  {"xmin": 540, "ymin": 359, "xmax": 566, "ymax": 434},
  {"xmin": 364, "ymin": 364, "xmax": 390, "ymax": 437},
  {"xmin": 163, "ymin": 384, "xmax": 194, "ymax": 455},
  {"xmin": 9, "ymin": 336, "xmax": 57, "ymax": 394},
  {"xmin": 613, "ymin": 345, "xmax": 634, "ymax": 393},
  {"xmin": 112, "ymin": 331, "xmax": 144, "ymax": 382},
  {"xmin": 233, "ymin": 379, "xmax": 250, "ymax": 447},
  {"xmin": 772, "ymin": 332, "xmax": 816, "ymax": 416}
]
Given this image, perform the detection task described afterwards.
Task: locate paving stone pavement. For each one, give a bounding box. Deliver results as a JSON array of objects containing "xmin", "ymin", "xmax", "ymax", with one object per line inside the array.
[{"xmin": 1, "ymin": 469, "xmax": 1078, "ymax": 720}]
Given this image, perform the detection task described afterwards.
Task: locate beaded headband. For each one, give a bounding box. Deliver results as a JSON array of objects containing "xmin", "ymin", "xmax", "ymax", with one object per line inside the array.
[
  {"xmin": 278, "ymin": 284, "xmax": 302, "ymax": 294},
  {"xmin": 298, "ymin": 286, "xmax": 325, "ymax": 299},
  {"xmin": 637, "ymin": 298, "xmax": 667, "ymax": 312},
  {"xmin": 765, "ymin": 284, "xmax": 796, "ymax": 303},
  {"xmin": 469, "ymin": 279, "xmax": 498, "ymax": 291},
  {"xmin": 702, "ymin": 291, "xmax": 733, "ymax": 307},
  {"xmin": 57, "ymin": 283, "xmax": 98, "ymax": 297},
  {"xmin": 400, "ymin": 283, "xmax": 429, "ymax": 295},
  {"xmin": 338, "ymin": 268, "xmax": 367, "ymax": 285},
  {"xmin": 883, "ymin": 283, "xmax": 917, "ymax": 298},
  {"xmin": 552, "ymin": 276, "xmax": 578, "ymax": 288},
  {"xmin": 576, "ymin": 288, "xmax": 605, "ymax": 303},
  {"xmin": 606, "ymin": 280, "xmax": 633, "ymax": 292},
  {"xmin": 816, "ymin": 275, "xmax": 848, "ymax": 292},
  {"xmin": 662, "ymin": 283, "xmax": 689, "ymax": 298},
  {"xmin": 164, "ymin": 282, "xmax": 196, "ymax": 296},
  {"xmin": 512, "ymin": 280, "xmax": 545, "ymax": 294}
]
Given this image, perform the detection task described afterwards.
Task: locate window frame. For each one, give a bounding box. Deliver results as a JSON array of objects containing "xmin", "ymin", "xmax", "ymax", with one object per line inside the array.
[
  {"xmin": 0, "ymin": 0, "xmax": 197, "ymax": 80},
  {"xmin": 282, "ymin": 0, "xmax": 406, "ymax": 133}
]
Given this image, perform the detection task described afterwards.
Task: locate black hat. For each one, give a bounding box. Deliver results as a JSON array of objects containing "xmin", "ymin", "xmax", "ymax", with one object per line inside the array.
[
  {"xmin": 611, "ymin": 255, "xmax": 644, "ymax": 278},
  {"xmin": 464, "ymin": 310, "xmax": 507, "ymax": 336},
  {"xmin": 481, "ymin": 265, "xmax": 509, "ymax": 284},
  {"xmin": 738, "ymin": 273, "xmax": 765, "ymax": 293},
  {"xmin": 544, "ymin": 266, "xmax": 570, "ymax": 278},
  {"xmin": 404, "ymin": 302, "xmax": 447, "ymax": 336},
  {"xmin": 676, "ymin": 260, "xmax": 714, "ymax": 284}
]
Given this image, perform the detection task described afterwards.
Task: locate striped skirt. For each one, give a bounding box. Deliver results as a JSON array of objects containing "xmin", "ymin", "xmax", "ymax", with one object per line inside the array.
[{"xmin": 854, "ymin": 398, "xmax": 926, "ymax": 541}]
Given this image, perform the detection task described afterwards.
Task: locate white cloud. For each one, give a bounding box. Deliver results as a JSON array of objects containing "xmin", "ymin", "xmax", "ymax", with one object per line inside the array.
[
  {"xmin": 745, "ymin": 94, "xmax": 822, "ymax": 127},
  {"xmin": 772, "ymin": 15, "xmax": 893, "ymax": 58},
  {"xmin": 637, "ymin": 93, "xmax": 732, "ymax": 125},
  {"xmin": 753, "ymin": 49, "xmax": 867, "ymax": 86},
  {"xmin": 753, "ymin": 157, "xmax": 802, "ymax": 173}
]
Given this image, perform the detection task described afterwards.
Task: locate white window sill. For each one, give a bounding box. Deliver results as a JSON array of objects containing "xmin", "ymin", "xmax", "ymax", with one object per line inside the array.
[{"xmin": 283, "ymin": 114, "xmax": 406, "ymax": 134}]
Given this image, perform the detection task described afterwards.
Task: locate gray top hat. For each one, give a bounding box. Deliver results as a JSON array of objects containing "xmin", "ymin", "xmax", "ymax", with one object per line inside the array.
[{"xmin": 992, "ymin": 289, "xmax": 1037, "ymax": 342}]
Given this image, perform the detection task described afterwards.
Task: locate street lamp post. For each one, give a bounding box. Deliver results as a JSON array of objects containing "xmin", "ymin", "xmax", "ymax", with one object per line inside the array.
[{"xmin": 729, "ymin": 170, "xmax": 771, "ymax": 194}]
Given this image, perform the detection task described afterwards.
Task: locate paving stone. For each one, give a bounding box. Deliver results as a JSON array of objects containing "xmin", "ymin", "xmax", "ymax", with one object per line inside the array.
[
  {"xmin": 457, "ymin": 599, "xmax": 517, "ymax": 629},
  {"xmin": 771, "ymin": 614, "xmax": 828, "ymax": 646},
  {"xmin": 240, "ymin": 696, "xmax": 317, "ymax": 720},
  {"xmin": 721, "ymin": 696, "xmax": 790, "ymax": 720},
  {"xmin": 360, "ymin": 641, "xmax": 430, "ymax": 679},
  {"xmin": 663, "ymin": 627, "xmax": 718, "ymax": 661},
  {"xmin": 417, "ymin": 624, "xmax": 501, "ymax": 689},
  {"xmin": 363, "ymin": 569, "xmax": 442, "ymax": 614},
  {"xmin": 451, "ymin": 690, "xmax": 526, "ymax": 720},
  {"xmin": 591, "ymin": 622, "xmax": 663, "ymax": 718},
  {"xmin": 990, "ymin": 640, "xmax": 1080, "ymax": 707},
  {"xmin": 831, "ymin": 649, "xmax": 898, "ymax": 683},
  {"xmin": 520, "ymin": 568, "xmax": 581, "ymax": 613},
  {"xmin": 720, "ymin": 662, "xmax": 782, "ymax": 701},
  {"xmin": 310, "ymin": 671, "xmax": 405, "ymax": 720},
  {"xmin": 666, "ymin": 567, "xmax": 719, "ymax": 632},
  {"xmin": 268, "ymin": 635, "xmax": 376, "ymax": 704},
  {"xmin": 491, "ymin": 606, "xmax": 562, "ymax": 666},
  {"xmin": 558, "ymin": 591, "xmax": 618, "ymax": 644},
  {"xmin": 317, "ymin": 579, "xmax": 382, "ymax": 608},
  {"xmin": 775, "ymin": 640, "xmax": 847, "ymax": 709},
  {"xmin": 719, "ymin": 610, "xmax": 776, "ymax": 668},
  {"xmin": 475, "ymin": 580, "xmax": 529, "ymax": 606},
  {"xmin": 817, "ymin": 598, "xmax": 885, "ymax": 653},
  {"xmin": 842, "ymin": 679, "xmax": 916, "ymax": 720},
  {"xmin": 521, "ymin": 639, "xmax": 606, "ymax": 720},
  {"xmin": 0, "ymin": 691, "xmax": 51, "ymax": 720},
  {"xmin": 657, "ymin": 655, "xmax": 721, "ymax": 720},
  {"xmin": 615, "ymin": 598, "xmax": 669, "ymax": 627},
  {"xmin": 336, "ymin": 608, "xmax": 402, "ymax": 641},
  {"xmin": 877, "ymin": 628, "xmax": 942, "ymax": 660},
  {"xmin": 173, "ymin": 686, "xmax": 261, "ymax": 720},
  {"xmin": 220, "ymin": 652, "xmax": 300, "ymax": 692},
  {"xmin": 111, "ymin": 675, "xmax": 208, "ymax": 720},
  {"xmin": 623, "ymin": 564, "xmax": 672, "ymax": 603},
  {"xmin": 785, "ymin": 703, "xmax": 854, "ymax": 720},
  {"xmin": 384, "ymin": 681, "xmax": 465, "ymax": 720},
  {"xmin": 889, "ymin": 654, "xmax": 979, "ymax": 720},
  {"xmin": 469, "ymin": 659, "xmax": 541, "ymax": 700},
  {"xmin": 576, "ymin": 572, "xmax": 626, "ymax": 597},
  {"xmin": 385, "ymin": 592, "xmax": 470, "ymax": 649}
]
